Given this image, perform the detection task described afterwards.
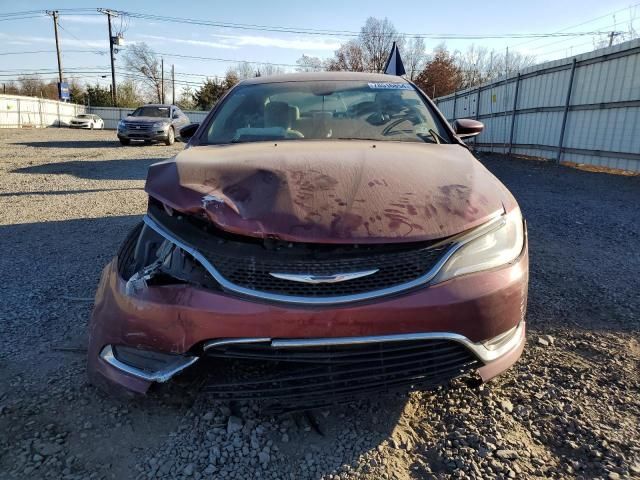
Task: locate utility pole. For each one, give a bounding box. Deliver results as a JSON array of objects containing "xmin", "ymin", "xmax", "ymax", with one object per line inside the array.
[
  {"xmin": 161, "ymin": 58, "xmax": 165, "ymax": 103},
  {"xmin": 98, "ymin": 9, "xmax": 118, "ymax": 107},
  {"xmin": 608, "ymin": 31, "xmax": 618, "ymax": 47},
  {"xmin": 172, "ymin": 64, "xmax": 175, "ymax": 105},
  {"xmin": 46, "ymin": 11, "xmax": 64, "ymax": 86},
  {"xmin": 505, "ymin": 46, "xmax": 509, "ymax": 76}
]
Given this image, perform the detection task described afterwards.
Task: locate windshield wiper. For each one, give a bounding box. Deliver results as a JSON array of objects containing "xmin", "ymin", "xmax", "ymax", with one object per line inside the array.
[{"xmin": 429, "ymin": 129, "xmax": 447, "ymax": 144}]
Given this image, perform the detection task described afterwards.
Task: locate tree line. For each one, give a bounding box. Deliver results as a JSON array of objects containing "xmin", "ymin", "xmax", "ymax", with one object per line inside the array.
[
  {"xmin": 297, "ymin": 17, "xmax": 536, "ymax": 97},
  {"xmin": 3, "ymin": 17, "xmax": 537, "ymax": 110}
]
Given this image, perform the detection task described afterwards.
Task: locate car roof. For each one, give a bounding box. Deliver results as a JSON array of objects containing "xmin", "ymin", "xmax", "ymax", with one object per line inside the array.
[
  {"xmin": 141, "ymin": 104, "xmax": 174, "ymax": 108},
  {"xmin": 240, "ymin": 71, "xmax": 410, "ymax": 86}
]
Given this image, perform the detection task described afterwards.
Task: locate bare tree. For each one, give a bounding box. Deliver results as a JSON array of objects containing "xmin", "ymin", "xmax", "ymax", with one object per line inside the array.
[
  {"xmin": 359, "ymin": 17, "xmax": 404, "ymax": 72},
  {"xmin": 124, "ymin": 42, "xmax": 163, "ymax": 103},
  {"xmin": 324, "ymin": 17, "xmax": 404, "ymax": 73},
  {"xmin": 258, "ymin": 63, "xmax": 286, "ymax": 77},
  {"xmin": 501, "ymin": 50, "xmax": 536, "ymax": 76},
  {"xmin": 296, "ymin": 54, "xmax": 324, "ymax": 72},
  {"xmin": 234, "ymin": 62, "xmax": 256, "ymax": 80},
  {"xmin": 18, "ymin": 76, "xmax": 46, "ymax": 97},
  {"xmin": 2, "ymin": 81, "xmax": 20, "ymax": 95},
  {"xmin": 456, "ymin": 44, "xmax": 491, "ymax": 88},
  {"xmin": 454, "ymin": 44, "xmax": 536, "ymax": 89},
  {"xmin": 326, "ymin": 40, "xmax": 367, "ymax": 71},
  {"xmin": 403, "ymin": 37, "xmax": 427, "ymax": 80}
]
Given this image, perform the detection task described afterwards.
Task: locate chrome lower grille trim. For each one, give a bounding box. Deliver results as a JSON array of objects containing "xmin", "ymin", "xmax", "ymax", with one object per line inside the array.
[{"xmin": 203, "ymin": 322, "xmax": 525, "ymax": 364}]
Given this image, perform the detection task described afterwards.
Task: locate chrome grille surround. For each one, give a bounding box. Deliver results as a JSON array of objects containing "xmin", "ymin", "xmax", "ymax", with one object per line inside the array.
[{"xmin": 141, "ymin": 211, "xmax": 505, "ymax": 305}]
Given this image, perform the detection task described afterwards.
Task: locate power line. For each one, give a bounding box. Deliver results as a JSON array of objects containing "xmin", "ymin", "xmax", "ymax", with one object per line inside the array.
[
  {"xmin": 0, "ymin": 50, "xmax": 66, "ymax": 56},
  {"xmin": 0, "ymin": 68, "xmax": 208, "ymax": 87},
  {"xmin": 0, "ymin": 10, "xmax": 46, "ymax": 16},
  {"xmin": 0, "ymin": 47, "xmax": 299, "ymax": 69},
  {"xmin": 0, "ymin": 8, "xmax": 95, "ymax": 16},
  {"xmin": 512, "ymin": 2, "xmax": 640, "ymax": 48},
  {"xmin": 0, "ymin": 15, "xmax": 44, "ymax": 22},
  {"xmin": 141, "ymin": 50, "xmax": 301, "ymax": 68},
  {"xmin": 0, "ymin": 8, "xmax": 618, "ymax": 39},
  {"xmin": 526, "ymin": 20, "xmax": 622, "ymax": 54},
  {"xmin": 117, "ymin": 10, "xmax": 613, "ymax": 39}
]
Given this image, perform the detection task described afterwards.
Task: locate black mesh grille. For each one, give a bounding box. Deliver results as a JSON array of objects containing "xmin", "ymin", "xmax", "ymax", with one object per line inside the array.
[
  {"xmin": 203, "ymin": 339, "xmax": 479, "ymax": 411},
  {"xmin": 199, "ymin": 243, "xmax": 449, "ymax": 297},
  {"xmin": 123, "ymin": 121, "xmax": 154, "ymax": 131},
  {"xmin": 148, "ymin": 202, "xmax": 453, "ymax": 299}
]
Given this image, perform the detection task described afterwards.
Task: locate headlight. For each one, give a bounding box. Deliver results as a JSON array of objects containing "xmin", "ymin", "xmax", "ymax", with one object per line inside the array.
[
  {"xmin": 152, "ymin": 121, "xmax": 168, "ymax": 129},
  {"xmin": 432, "ymin": 208, "xmax": 524, "ymax": 283},
  {"xmin": 118, "ymin": 120, "xmax": 125, "ymax": 128}
]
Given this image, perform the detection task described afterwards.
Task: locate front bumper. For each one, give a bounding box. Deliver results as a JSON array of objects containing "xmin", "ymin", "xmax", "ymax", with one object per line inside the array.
[
  {"xmin": 118, "ymin": 129, "xmax": 168, "ymax": 141},
  {"xmin": 87, "ymin": 241, "xmax": 528, "ymax": 396}
]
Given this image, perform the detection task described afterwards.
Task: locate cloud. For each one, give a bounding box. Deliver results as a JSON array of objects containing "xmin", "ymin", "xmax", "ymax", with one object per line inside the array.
[
  {"xmin": 0, "ymin": 32, "xmax": 104, "ymax": 49},
  {"xmin": 136, "ymin": 34, "xmax": 239, "ymax": 50},
  {"xmin": 59, "ymin": 15, "xmax": 105, "ymax": 25},
  {"xmin": 210, "ymin": 33, "xmax": 341, "ymax": 51}
]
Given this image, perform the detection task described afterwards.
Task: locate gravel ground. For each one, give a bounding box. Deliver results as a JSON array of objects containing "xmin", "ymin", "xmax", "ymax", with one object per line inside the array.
[{"xmin": 0, "ymin": 128, "xmax": 638, "ymax": 480}]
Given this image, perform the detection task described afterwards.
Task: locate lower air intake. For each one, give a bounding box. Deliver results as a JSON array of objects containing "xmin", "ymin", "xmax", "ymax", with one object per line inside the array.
[{"xmin": 202, "ymin": 339, "xmax": 480, "ymax": 412}]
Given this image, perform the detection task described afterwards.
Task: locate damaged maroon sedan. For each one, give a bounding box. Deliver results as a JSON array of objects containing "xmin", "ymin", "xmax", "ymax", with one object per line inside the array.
[{"xmin": 88, "ymin": 72, "xmax": 527, "ymax": 405}]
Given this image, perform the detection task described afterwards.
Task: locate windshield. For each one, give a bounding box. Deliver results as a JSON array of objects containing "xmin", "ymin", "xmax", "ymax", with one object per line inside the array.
[
  {"xmin": 204, "ymin": 80, "xmax": 449, "ymax": 145},
  {"xmin": 131, "ymin": 106, "xmax": 170, "ymax": 118}
]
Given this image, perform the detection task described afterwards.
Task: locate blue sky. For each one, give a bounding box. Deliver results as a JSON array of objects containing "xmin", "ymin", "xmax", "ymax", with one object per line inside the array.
[{"xmin": 0, "ymin": 0, "xmax": 637, "ymax": 92}]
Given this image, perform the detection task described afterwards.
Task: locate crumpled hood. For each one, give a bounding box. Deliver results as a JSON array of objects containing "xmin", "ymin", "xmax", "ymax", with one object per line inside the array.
[{"xmin": 145, "ymin": 141, "xmax": 516, "ymax": 244}]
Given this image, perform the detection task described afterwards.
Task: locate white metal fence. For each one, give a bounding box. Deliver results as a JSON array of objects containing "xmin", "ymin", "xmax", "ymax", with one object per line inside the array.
[
  {"xmin": 0, "ymin": 96, "xmax": 209, "ymax": 130},
  {"xmin": 435, "ymin": 38, "xmax": 640, "ymax": 172},
  {"xmin": 0, "ymin": 94, "xmax": 86, "ymax": 128}
]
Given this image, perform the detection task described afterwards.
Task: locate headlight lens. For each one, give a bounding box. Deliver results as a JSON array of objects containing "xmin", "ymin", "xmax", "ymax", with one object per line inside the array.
[
  {"xmin": 152, "ymin": 121, "xmax": 168, "ymax": 129},
  {"xmin": 118, "ymin": 120, "xmax": 125, "ymax": 128},
  {"xmin": 433, "ymin": 208, "xmax": 524, "ymax": 283}
]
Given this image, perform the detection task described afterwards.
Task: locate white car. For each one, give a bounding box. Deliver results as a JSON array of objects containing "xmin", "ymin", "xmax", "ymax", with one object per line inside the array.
[{"xmin": 69, "ymin": 114, "xmax": 104, "ymax": 129}]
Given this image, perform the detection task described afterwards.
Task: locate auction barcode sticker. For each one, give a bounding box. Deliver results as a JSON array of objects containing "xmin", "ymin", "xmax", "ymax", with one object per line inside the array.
[{"xmin": 367, "ymin": 83, "xmax": 412, "ymax": 90}]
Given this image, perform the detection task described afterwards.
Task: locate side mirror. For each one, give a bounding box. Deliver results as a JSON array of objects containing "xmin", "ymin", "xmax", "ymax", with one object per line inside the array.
[
  {"xmin": 172, "ymin": 113, "xmax": 179, "ymax": 119},
  {"xmin": 453, "ymin": 119, "xmax": 484, "ymax": 138},
  {"xmin": 179, "ymin": 123, "xmax": 199, "ymax": 142}
]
